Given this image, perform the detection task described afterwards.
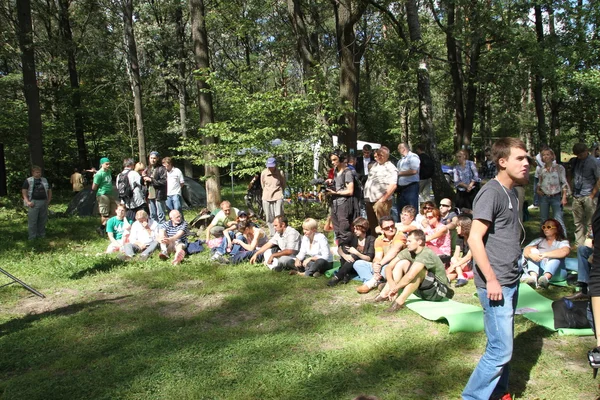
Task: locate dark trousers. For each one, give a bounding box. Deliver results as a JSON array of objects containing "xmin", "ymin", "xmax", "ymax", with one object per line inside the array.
[
  {"xmin": 332, "ymin": 198, "xmax": 353, "ymax": 246},
  {"xmin": 334, "ymin": 259, "xmax": 359, "ymax": 281},
  {"xmin": 396, "ymin": 182, "xmax": 420, "ymax": 213}
]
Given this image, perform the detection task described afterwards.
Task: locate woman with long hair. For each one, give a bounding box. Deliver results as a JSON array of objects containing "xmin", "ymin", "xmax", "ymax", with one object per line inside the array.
[
  {"xmin": 423, "ymin": 207, "xmax": 451, "ymax": 256},
  {"xmin": 521, "ymin": 218, "xmax": 570, "ymax": 289}
]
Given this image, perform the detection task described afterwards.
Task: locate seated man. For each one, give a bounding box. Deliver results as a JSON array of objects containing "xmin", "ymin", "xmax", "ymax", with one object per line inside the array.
[
  {"xmin": 121, "ymin": 210, "xmax": 159, "ymax": 261},
  {"xmin": 249, "ymin": 215, "xmax": 300, "ymax": 271},
  {"xmin": 159, "ymin": 210, "xmax": 189, "ymax": 266},
  {"xmin": 439, "ymin": 198, "xmax": 458, "ymax": 229},
  {"xmin": 354, "ymin": 216, "xmax": 406, "ymax": 294},
  {"xmin": 205, "ymin": 200, "xmax": 240, "ymax": 241},
  {"xmin": 106, "ymin": 204, "xmax": 130, "ymax": 253},
  {"xmin": 376, "ymin": 229, "xmax": 454, "ymax": 312}
]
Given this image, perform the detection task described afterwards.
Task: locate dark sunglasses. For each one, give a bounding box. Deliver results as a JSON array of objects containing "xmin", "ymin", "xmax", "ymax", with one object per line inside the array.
[{"xmin": 382, "ymin": 225, "xmax": 396, "ymax": 231}]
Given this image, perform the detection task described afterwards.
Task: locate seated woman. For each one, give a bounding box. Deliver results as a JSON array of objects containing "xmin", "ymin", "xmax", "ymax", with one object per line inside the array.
[
  {"xmin": 423, "ymin": 207, "xmax": 451, "ymax": 257},
  {"xmin": 417, "ymin": 201, "xmax": 435, "ymax": 228},
  {"xmin": 327, "ymin": 217, "xmax": 376, "ymax": 286},
  {"xmin": 120, "ymin": 210, "xmax": 159, "ymax": 261},
  {"xmin": 229, "ymin": 220, "xmax": 268, "ymax": 264},
  {"xmin": 521, "ymin": 218, "xmax": 570, "ymax": 289},
  {"xmin": 395, "ymin": 205, "xmax": 420, "ymax": 236},
  {"xmin": 446, "ymin": 214, "xmax": 473, "ymax": 287},
  {"xmin": 294, "ymin": 218, "xmax": 333, "ymax": 277}
]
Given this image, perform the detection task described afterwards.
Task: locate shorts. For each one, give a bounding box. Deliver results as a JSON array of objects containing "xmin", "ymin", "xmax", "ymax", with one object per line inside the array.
[
  {"xmin": 414, "ymin": 271, "xmax": 452, "ymax": 301},
  {"xmin": 98, "ymin": 195, "xmax": 117, "ymax": 217}
]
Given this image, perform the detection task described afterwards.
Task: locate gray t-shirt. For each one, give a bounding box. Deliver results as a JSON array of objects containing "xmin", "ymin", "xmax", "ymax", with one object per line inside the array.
[{"xmin": 472, "ymin": 179, "xmax": 522, "ymax": 288}]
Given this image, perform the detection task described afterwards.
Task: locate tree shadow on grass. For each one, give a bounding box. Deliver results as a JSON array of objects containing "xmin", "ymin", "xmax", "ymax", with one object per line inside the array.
[
  {"xmin": 0, "ymin": 296, "xmax": 131, "ymax": 338},
  {"xmin": 70, "ymin": 258, "xmax": 125, "ymax": 279}
]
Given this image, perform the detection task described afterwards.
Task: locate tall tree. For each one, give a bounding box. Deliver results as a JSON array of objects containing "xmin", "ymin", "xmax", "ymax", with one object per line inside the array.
[
  {"xmin": 16, "ymin": 0, "xmax": 44, "ymax": 169},
  {"xmin": 533, "ymin": 3, "xmax": 547, "ymax": 147},
  {"xmin": 190, "ymin": 0, "xmax": 220, "ymax": 210},
  {"xmin": 58, "ymin": 0, "xmax": 88, "ymax": 170},
  {"xmin": 121, "ymin": 0, "xmax": 147, "ymax": 161},
  {"xmin": 405, "ymin": 0, "xmax": 453, "ymax": 200},
  {"xmin": 332, "ymin": 0, "xmax": 367, "ymax": 152}
]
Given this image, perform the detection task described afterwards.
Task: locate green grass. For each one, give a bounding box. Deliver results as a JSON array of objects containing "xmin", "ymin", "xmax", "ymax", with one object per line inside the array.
[{"xmin": 0, "ymin": 188, "xmax": 596, "ymax": 400}]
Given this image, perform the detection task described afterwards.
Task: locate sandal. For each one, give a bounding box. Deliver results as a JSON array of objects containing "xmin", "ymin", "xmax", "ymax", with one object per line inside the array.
[{"xmin": 588, "ymin": 347, "xmax": 600, "ymax": 378}]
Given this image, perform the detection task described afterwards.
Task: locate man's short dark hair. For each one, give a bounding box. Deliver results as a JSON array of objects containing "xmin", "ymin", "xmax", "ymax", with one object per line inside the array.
[
  {"xmin": 573, "ymin": 143, "xmax": 588, "ymax": 156},
  {"xmin": 408, "ymin": 229, "xmax": 425, "ymax": 244},
  {"xmin": 362, "ymin": 144, "xmax": 372, "ymax": 151},
  {"xmin": 274, "ymin": 215, "xmax": 288, "ymax": 226},
  {"xmin": 332, "ymin": 150, "xmax": 348, "ymax": 163},
  {"xmin": 416, "ymin": 143, "xmax": 427, "ymax": 152},
  {"xmin": 492, "ymin": 137, "xmax": 527, "ymax": 169},
  {"xmin": 379, "ymin": 215, "xmax": 394, "ymax": 227}
]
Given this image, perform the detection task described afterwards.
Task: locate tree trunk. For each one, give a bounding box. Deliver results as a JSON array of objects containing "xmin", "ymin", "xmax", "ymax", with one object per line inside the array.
[
  {"xmin": 190, "ymin": 0, "xmax": 220, "ymax": 210},
  {"xmin": 444, "ymin": 1, "xmax": 465, "ymax": 152},
  {"xmin": 405, "ymin": 0, "xmax": 453, "ymax": 202},
  {"xmin": 175, "ymin": 3, "xmax": 193, "ymax": 177},
  {"xmin": 122, "ymin": 0, "xmax": 146, "ymax": 162},
  {"xmin": 17, "ymin": 0, "xmax": 44, "ymax": 169},
  {"xmin": 58, "ymin": 0, "xmax": 88, "ymax": 170},
  {"xmin": 333, "ymin": 0, "xmax": 366, "ymax": 153},
  {"xmin": 547, "ymin": 4, "xmax": 561, "ymax": 161},
  {"xmin": 533, "ymin": 4, "xmax": 547, "ymax": 147}
]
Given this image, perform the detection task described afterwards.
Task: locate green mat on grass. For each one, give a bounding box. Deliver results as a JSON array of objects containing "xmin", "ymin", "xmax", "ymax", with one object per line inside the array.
[
  {"xmin": 404, "ymin": 295, "xmax": 484, "ymax": 333},
  {"xmin": 516, "ymin": 283, "xmax": 593, "ymax": 336}
]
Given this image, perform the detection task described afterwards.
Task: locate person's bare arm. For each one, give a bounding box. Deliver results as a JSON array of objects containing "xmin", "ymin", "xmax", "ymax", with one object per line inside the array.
[{"xmin": 468, "ymin": 219, "xmax": 502, "ymax": 301}]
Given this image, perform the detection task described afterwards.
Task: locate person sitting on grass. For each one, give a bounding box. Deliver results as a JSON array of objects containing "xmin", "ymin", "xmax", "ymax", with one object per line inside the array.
[
  {"xmin": 520, "ymin": 218, "xmax": 570, "ymax": 289},
  {"xmin": 354, "ymin": 216, "xmax": 406, "ymax": 295},
  {"xmin": 158, "ymin": 209, "xmax": 189, "ymax": 266},
  {"xmin": 106, "ymin": 204, "xmax": 130, "ymax": 253},
  {"xmin": 120, "ymin": 210, "xmax": 159, "ymax": 261},
  {"xmin": 249, "ymin": 215, "xmax": 300, "ymax": 271},
  {"xmin": 229, "ymin": 221, "xmax": 268, "ymax": 264},
  {"xmin": 205, "ymin": 200, "xmax": 240, "ymax": 242},
  {"xmin": 394, "ymin": 205, "xmax": 419, "ymax": 236},
  {"xmin": 292, "ymin": 218, "xmax": 333, "ymax": 277},
  {"xmin": 423, "ymin": 206, "xmax": 451, "ymax": 257},
  {"xmin": 211, "ymin": 210, "xmax": 250, "ymax": 263},
  {"xmin": 375, "ymin": 229, "xmax": 454, "ymax": 312},
  {"xmin": 328, "ymin": 217, "xmax": 376, "ymax": 286},
  {"xmin": 446, "ymin": 214, "xmax": 473, "ymax": 288}
]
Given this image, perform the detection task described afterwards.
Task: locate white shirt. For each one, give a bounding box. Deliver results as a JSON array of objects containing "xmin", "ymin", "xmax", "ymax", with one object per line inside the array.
[
  {"xmin": 296, "ymin": 232, "xmax": 333, "ymax": 262},
  {"xmin": 363, "ymin": 161, "xmax": 398, "ymax": 202},
  {"xmin": 167, "ymin": 167, "xmax": 185, "ymax": 196},
  {"xmin": 129, "ymin": 220, "xmax": 159, "ymax": 245}
]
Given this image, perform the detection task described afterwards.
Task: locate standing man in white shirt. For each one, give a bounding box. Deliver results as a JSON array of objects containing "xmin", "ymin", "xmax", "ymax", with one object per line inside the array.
[
  {"xmin": 396, "ymin": 142, "xmax": 420, "ymax": 213},
  {"xmin": 162, "ymin": 157, "xmax": 185, "ymax": 215},
  {"xmin": 363, "ymin": 146, "xmax": 398, "ymax": 232}
]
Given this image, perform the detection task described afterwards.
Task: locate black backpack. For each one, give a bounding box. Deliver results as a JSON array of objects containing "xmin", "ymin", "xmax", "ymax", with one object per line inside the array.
[{"xmin": 117, "ymin": 170, "xmax": 133, "ymax": 203}]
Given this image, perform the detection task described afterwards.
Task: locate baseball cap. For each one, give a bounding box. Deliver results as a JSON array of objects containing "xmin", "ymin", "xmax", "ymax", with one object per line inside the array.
[
  {"xmin": 238, "ymin": 210, "xmax": 248, "ymax": 217},
  {"xmin": 266, "ymin": 157, "xmax": 276, "ymax": 167}
]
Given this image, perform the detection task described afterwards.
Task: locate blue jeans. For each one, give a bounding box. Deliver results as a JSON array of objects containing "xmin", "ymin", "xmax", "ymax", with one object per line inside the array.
[
  {"xmin": 353, "ymin": 260, "xmax": 387, "ymax": 282},
  {"xmin": 396, "ymin": 182, "xmax": 419, "ymax": 214},
  {"xmin": 524, "ymin": 258, "xmax": 567, "ymax": 281},
  {"xmin": 215, "ymin": 232, "xmax": 245, "ymax": 256},
  {"xmin": 166, "ymin": 194, "xmax": 183, "ymax": 214},
  {"xmin": 539, "ymin": 194, "xmax": 566, "ymax": 235},
  {"xmin": 577, "ymin": 245, "xmax": 593, "ymax": 284},
  {"xmin": 149, "ymin": 199, "xmax": 167, "ymax": 224},
  {"xmin": 463, "ymin": 283, "xmax": 518, "ymax": 400}
]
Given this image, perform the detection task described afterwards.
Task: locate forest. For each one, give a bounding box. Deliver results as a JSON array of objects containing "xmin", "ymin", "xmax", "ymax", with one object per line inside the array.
[{"xmin": 1, "ymin": 0, "xmax": 599, "ymax": 207}]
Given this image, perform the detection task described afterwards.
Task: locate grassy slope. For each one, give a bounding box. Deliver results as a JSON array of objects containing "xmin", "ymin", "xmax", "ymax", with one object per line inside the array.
[{"xmin": 0, "ymin": 189, "xmax": 596, "ymax": 400}]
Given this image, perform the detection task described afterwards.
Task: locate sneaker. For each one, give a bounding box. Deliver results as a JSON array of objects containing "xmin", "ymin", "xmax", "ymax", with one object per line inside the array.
[
  {"xmin": 159, "ymin": 251, "xmax": 169, "ymax": 261},
  {"xmin": 538, "ymin": 275, "xmax": 549, "ymax": 289},
  {"xmin": 216, "ymin": 255, "xmax": 230, "ymax": 265},
  {"xmin": 524, "ymin": 275, "xmax": 537, "ymax": 289},
  {"xmin": 455, "ymin": 278, "xmax": 468, "ymax": 288},
  {"xmin": 327, "ymin": 276, "xmax": 340, "ymax": 287},
  {"xmin": 138, "ymin": 254, "xmax": 149, "ymax": 262},
  {"xmin": 528, "ymin": 204, "xmax": 539, "ymax": 210}
]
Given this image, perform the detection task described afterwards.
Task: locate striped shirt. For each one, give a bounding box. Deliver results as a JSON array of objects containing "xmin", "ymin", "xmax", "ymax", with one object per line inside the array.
[{"xmin": 161, "ymin": 220, "xmax": 189, "ymax": 243}]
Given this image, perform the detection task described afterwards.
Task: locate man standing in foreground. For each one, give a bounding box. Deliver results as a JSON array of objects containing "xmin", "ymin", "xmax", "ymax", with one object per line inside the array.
[
  {"xmin": 22, "ymin": 165, "xmax": 52, "ymax": 240},
  {"xmin": 463, "ymin": 138, "xmax": 529, "ymax": 400}
]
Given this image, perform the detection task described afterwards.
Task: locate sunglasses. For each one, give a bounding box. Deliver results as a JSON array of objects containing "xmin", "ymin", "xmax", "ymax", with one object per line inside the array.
[
  {"xmin": 440, "ymin": 204, "xmax": 451, "ymax": 208},
  {"xmin": 382, "ymin": 225, "xmax": 396, "ymax": 231},
  {"xmin": 542, "ymin": 225, "xmax": 557, "ymax": 230}
]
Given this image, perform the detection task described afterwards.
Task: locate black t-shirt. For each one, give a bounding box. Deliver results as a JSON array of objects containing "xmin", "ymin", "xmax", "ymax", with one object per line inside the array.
[{"xmin": 22, "ymin": 178, "xmax": 49, "ymax": 200}]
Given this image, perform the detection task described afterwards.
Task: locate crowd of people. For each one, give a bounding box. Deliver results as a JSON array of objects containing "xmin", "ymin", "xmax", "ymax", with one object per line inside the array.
[{"xmin": 21, "ymin": 137, "xmax": 600, "ymax": 399}]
